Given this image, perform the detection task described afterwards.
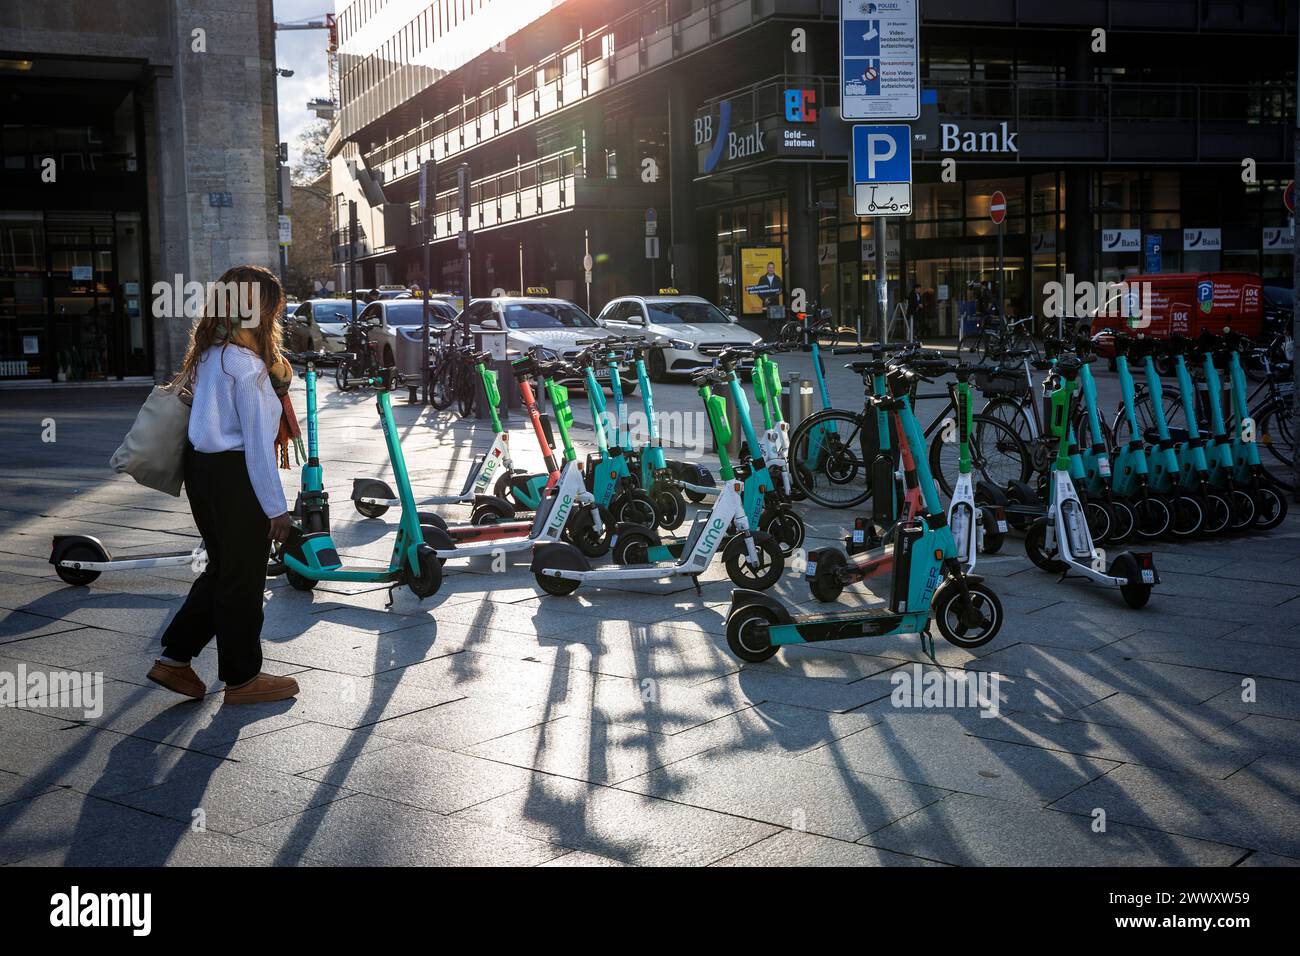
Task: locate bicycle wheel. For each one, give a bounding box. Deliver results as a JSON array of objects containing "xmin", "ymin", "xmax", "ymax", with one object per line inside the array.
[
  {"xmin": 1255, "ymin": 400, "xmax": 1296, "ymax": 492},
  {"xmin": 1111, "ymin": 389, "xmax": 1185, "ymax": 445},
  {"xmin": 929, "ymin": 414, "xmax": 1031, "ymax": 500},
  {"xmin": 788, "ymin": 409, "xmax": 872, "ymax": 508},
  {"xmin": 430, "ymin": 357, "xmax": 456, "ymax": 410},
  {"xmin": 455, "ymin": 361, "xmax": 475, "ymax": 417},
  {"xmin": 816, "ymin": 321, "xmax": 841, "ymax": 350},
  {"xmin": 981, "ymin": 396, "xmax": 1034, "ymax": 445}
]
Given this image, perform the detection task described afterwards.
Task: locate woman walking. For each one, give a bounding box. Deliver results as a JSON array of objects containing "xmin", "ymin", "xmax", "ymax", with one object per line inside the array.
[{"xmin": 148, "ymin": 264, "xmax": 301, "ymax": 704}]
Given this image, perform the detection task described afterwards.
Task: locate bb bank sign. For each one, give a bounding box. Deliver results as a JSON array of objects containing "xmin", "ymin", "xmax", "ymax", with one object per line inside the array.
[{"xmin": 694, "ymin": 91, "xmax": 822, "ymax": 175}]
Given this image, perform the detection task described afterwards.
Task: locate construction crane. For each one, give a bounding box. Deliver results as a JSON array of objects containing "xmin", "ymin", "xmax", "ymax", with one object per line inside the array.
[{"xmin": 274, "ymin": 12, "xmax": 338, "ymax": 119}]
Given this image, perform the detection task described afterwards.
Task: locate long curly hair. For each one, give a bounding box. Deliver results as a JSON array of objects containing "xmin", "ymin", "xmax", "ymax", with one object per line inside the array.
[{"xmin": 178, "ymin": 265, "xmax": 285, "ymax": 382}]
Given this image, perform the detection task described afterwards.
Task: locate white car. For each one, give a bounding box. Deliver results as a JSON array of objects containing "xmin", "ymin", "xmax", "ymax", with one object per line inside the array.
[
  {"xmin": 284, "ymin": 298, "xmax": 358, "ymax": 359},
  {"xmin": 597, "ymin": 293, "xmax": 760, "ymax": 381},
  {"xmin": 460, "ymin": 292, "xmax": 620, "ymax": 390},
  {"xmin": 356, "ymin": 298, "xmax": 458, "ymax": 365}
]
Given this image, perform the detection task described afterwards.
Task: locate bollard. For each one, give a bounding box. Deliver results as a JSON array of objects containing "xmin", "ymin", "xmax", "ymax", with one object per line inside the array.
[
  {"xmin": 798, "ymin": 378, "xmax": 814, "ymax": 425},
  {"xmin": 780, "ymin": 372, "xmax": 799, "ymax": 425}
]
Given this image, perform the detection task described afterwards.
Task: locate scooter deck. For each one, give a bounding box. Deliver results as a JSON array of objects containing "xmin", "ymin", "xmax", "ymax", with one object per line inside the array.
[{"xmin": 771, "ymin": 606, "xmax": 919, "ymax": 644}]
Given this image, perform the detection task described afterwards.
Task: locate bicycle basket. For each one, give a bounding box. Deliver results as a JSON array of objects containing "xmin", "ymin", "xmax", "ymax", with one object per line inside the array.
[{"xmin": 974, "ymin": 369, "xmax": 1028, "ymax": 397}]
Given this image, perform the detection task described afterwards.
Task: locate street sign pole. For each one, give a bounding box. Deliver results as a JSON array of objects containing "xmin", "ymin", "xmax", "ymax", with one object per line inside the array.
[
  {"xmin": 458, "ymin": 163, "xmax": 472, "ymax": 332},
  {"xmin": 876, "ymin": 217, "xmax": 888, "ymax": 344},
  {"xmin": 988, "ymin": 189, "xmax": 1008, "ymax": 334},
  {"xmin": 348, "ymin": 200, "xmax": 358, "ymax": 326},
  {"xmin": 997, "ymin": 222, "xmax": 1004, "ymax": 328},
  {"xmin": 419, "ymin": 159, "xmax": 435, "ymax": 404}
]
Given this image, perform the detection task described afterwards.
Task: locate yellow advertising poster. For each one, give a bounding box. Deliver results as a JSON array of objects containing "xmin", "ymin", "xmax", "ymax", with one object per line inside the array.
[{"xmin": 740, "ymin": 245, "xmax": 784, "ymax": 316}]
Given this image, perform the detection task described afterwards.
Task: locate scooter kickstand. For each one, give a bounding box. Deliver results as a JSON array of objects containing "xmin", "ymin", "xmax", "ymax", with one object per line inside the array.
[
  {"xmin": 384, "ymin": 583, "xmax": 399, "ymax": 610},
  {"xmin": 919, "ymin": 628, "xmax": 938, "ymax": 664}
]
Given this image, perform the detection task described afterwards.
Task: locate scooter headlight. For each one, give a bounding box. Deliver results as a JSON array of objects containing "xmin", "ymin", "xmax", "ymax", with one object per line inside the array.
[{"xmin": 668, "ymin": 339, "xmax": 694, "ymax": 351}]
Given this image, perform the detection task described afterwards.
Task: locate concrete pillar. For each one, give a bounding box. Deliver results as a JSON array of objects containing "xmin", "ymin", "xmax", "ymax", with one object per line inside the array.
[
  {"xmin": 147, "ymin": 59, "xmax": 192, "ymax": 380},
  {"xmin": 667, "ymin": 75, "xmax": 696, "ymax": 295}
]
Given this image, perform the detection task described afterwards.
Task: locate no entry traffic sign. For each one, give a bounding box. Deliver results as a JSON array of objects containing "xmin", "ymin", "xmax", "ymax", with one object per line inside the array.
[
  {"xmin": 989, "ymin": 190, "xmax": 1007, "ymax": 225},
  {"xmin": 1285, "ymin": 181, "xmax": 1295, "ymax": 215}
]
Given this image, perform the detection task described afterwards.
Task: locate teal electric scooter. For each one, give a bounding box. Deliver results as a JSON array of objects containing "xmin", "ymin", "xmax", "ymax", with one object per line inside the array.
[
  {"xmin": 281, "ymin": 361, "xmax": 442, "ymax": 600},
  {"xmin": 1219, "ymin": 331, "xmax": 1288, "ymax": 530},
  {"xmin": 1109, "ymin": 335, "xmax": 1174, "ymax": 538},
  {"xmin": 725, "ymin": 359, "xmax": 1003, "ymax": 663}
]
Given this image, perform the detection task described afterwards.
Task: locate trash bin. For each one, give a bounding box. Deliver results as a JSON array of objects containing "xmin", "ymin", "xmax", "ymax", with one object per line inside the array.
[{"xmin": 394, "ymin": 327, "xmax": 427, "ymax": 402}]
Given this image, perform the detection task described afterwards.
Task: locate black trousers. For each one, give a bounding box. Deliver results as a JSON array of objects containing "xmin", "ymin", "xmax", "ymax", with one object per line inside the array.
[{"xmin": 160, "ymin": 445, "xmax": 270, "ymax": 685}]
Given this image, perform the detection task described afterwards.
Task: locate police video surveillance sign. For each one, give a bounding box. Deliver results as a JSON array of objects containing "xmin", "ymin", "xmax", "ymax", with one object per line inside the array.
[
  {"xmin": 852, "ymin": 125, "xmax": 912, "ymax": 216},
  {"xmin": 841, "ymin": 0, "xmax": 920, "ymax": 121}
]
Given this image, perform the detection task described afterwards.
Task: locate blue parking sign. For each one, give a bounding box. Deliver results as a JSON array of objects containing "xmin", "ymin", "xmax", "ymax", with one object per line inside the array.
[{"xmin": 853, "ymin": 125, "xmax": 911, "ymax": 183}]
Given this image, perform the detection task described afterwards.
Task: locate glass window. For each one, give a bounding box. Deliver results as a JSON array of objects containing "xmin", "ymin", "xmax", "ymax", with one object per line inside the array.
[
  {"xmin": 646, "ymin": 300, "xmax": 730, "ymax": 324},
  {"xmin": 502, "ymin": 302, "xmax": 598, "ymax": 329}
]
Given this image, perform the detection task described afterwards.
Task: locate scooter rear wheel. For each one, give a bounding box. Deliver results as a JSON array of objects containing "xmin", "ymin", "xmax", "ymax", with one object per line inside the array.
[
  {"xmin": 723, "ymin": 535, "xmax": 784, "ymax": 590},
  {"xmin": 352, "ymin": 479, "xmax": 393, "ymax": 519},
  {"xmin": 407, "ymin": 547, "xmax": 443, "ymax": 599},
  {"xmin": 1024, "ymin": 517, "xmax": 1068, "ymax": 573},
  {"xmin": 1252, "ymin": 484, "xmax": 1288, "ymax": 531},
  {"xmin": 808, "ymin": 548, "xmax": 847, "ymax": 603},
  {"xmin": 535, "ymin": 546, "xmax": 585, "ymax": 596},
  {"xmin": 611, "ymin": 490, "xmax": 657, "ymax": 528},
  {"xmin": 978, "ymin": 507, "xmax": 1004, "ymax": 554},
  {"xmin": 933, "ymin": 579, "xmax": 1003, "ymax": 649},
  {"xmin": 612, "ymin": 529, "xmax": 655, "ymax": 565},
  {"xmin": 285, "ymin": 567, "xmax": 317, "ymax": 592},
  {"xmin": 54, "ymin": 542, "xmax": 105, "ymax": 586},
  {"xmin": 726, "ymin": 605, "xmax": 780, "ymax": 663},
  {"xmin": 471, "ymin": 500, "xmax": 512, "ymax": 526},
  {"xmin": 1111, "ymin": 552, "xmax": 1153, "ymax": 609}
]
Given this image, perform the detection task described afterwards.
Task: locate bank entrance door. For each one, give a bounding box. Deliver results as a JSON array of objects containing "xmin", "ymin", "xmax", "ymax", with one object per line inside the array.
[{"xmin": 908, "ymin": 239, "xmax": 1027, "ymax": 339}]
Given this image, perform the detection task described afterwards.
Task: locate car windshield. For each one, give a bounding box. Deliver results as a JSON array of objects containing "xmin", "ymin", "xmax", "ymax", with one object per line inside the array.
[
  {"xmin": 384, "ymin": 302, "xmax": 454, "ymax": 325},
  {"xmin": 647, "ymin": 301, "xmax": 729, "ymax": 324},
  {"xmin": 503, "ymin": 303, "xmax": 597, "ymax": 330},
  {"xmin": 1264, "ymin": 286, "xmax": 1292, "ymax": 307},
  {"xmin": 310, "ymin": 302, "xmax": 353, "ymax": 322}
]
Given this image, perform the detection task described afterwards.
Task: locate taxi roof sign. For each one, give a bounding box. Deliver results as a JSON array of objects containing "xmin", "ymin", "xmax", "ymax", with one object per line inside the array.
[
  {"xmin": 525, "ymin": 286, "xmax": 550, "ymax": 295},
  {"xmin": 657, "ymin": 288, "xmax": 680, "ymax": 295}
]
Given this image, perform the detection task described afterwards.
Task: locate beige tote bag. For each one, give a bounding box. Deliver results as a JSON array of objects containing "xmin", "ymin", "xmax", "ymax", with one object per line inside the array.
[{"xmin": 109, "ymin": 374, "xmax": 193, "ymax": 497}]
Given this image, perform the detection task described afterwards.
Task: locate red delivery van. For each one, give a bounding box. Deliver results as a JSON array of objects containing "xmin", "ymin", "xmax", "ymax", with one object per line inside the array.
[{"xmin": 1091, "ymin": 272, "xmax": 1263, "ymax": 362}]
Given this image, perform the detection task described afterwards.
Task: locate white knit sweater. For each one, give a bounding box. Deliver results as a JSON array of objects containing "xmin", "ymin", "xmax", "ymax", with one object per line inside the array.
[{"xmin": 187, "ymin": 344, "xmax": 287, "ymax": 518}]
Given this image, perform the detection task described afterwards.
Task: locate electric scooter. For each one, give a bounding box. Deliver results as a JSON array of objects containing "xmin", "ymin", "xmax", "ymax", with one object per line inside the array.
[
  {"xmin": 419, "ymin": 354, "xmax": 614, "ymax": 565},
  {"xmin": 350, "ymin": 348, "xmax": 548, "ymax": 523},
  {"xmin": 725, "ymin": 361, "xmax": 1004, "ymax": 663},
  {"xmin": 621, "ymin": 337, "xmax": 699, "ymax": 530},
  {"xmin": 1072, "ymin": 335, "xmax": 1136, "ymax": 542},
  {"xmin": 1022, "ymin": 353, "xmax": 1158, "ymax": 608},
  {"xmin": 281, "ymin": 364, "xmax": 443, "ymax": 601},
  {"xmin": 1218, "ymin": 331, "xmax": 1288, "ymax": 530},
  {"xmin": 1165, "ymin": 335, "xmax": 1233, "ymax": 536},
  {"xmin": 572, "ymin": 339, "xmax": 659, "ymax": 527},
  {"xmin": 1109, "ymin": 335, "xmax": 1174, "ymax": 538},
  {"xmin": 790, "ymin": 340, "xmax": 840, "ymax": 498},
  {"xmin": 530, "ymin": 366, "xmax": 784, "ymax": 596},
  {"xmin": 1195, "ymin": 333, "xmax": 1256, "ymax": 531},
  {"xmin": 1135, "ymin": 338, "xmax": 1212, "ymax": 537}
]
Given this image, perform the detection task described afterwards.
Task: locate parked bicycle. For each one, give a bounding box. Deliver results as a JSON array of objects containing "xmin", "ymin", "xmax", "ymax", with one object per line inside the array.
[
  {"xmin": 778, "ymin": 304, "xmax": 842, "ymax": 350},
  {"xmin": 335, "ymin": 312, "xmax": 384, "ymax": 392}
]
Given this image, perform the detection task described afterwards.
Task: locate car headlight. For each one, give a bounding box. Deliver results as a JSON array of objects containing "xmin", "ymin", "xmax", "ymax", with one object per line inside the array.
[
  {"xmin": 534, "ymin": 347, "xmax": 559, "ymax": 361},
  {"xmin": 668, "ymin": 339, "xmax": 695, "ymax": 351}
]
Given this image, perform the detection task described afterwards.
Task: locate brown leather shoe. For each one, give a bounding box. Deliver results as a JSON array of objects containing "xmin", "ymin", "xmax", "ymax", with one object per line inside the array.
[
  {"xmin": 147, "ymin": 660, "xmax": 206, "ymax": 700},
  {"xmin": 223, "ymin": 673, "xmax": 300, "ymax": 705}
]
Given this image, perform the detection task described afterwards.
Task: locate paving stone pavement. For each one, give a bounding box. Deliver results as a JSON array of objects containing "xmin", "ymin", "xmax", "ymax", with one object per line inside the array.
[{"xmin": 1, "ymin": 367, "xmax": 1298, "ymax": 868}]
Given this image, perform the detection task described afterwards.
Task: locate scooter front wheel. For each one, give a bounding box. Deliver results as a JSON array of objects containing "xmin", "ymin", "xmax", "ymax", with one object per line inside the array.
[
  {"xmin": 1107, "ymin": 498, "xmax": 1136, "ymax": 544},
  {"xmin": 652, "ymin": 487, "xmax": 687, "ymax": 531},
  {"xmin": 611, "ymin": 490, "xmax": 658, "ymax": 528},
  {"xmin": 1132, "ymin": 494, "xmax": 1172, "ymax": 539},
  {"xmin": 1229, "ymin": 489, "xmax": 1257, "ymax": 532},
  {"xmin": 407, "ymin": 547, "xmax": 443, "ymax": 599},
  {"xmin": 566, "ymin": 504, "xmax": 614, "ymax": 558},
  {"xmin": 1085, "ymin": 500, "xmax": 1114, "ymax": 544},
  {"xmin": 1024, "ymin": 517, "xmax": 1068, "ymax": 573},
  {"xmin": 760, "ymin": 508, "xmax": 805, "ymax": 556},
  {"xmin": 612, "ymin": 529, "xmax": 655, "ymax": 565},
  {"xmin": 1250, "ymin": 483, "xmax": 1287, "ymax": 532},
  {"xmin": 933, "ymin": 579, "xmax": 1003, "ymax": 649},
  {"xmin": 1201, "ymin": 491, "xmax": 1232, "ymax": 536},
  {"xmin": 471, "ymin": 500, "xmax": 513, "ymax": 526},
  {"xmin": 723, "ymin": 535, "xmax": 784, "ymax": 590},
  {"xmin": 1168, "ymin": 494, "xmax": 1204, "ymax": 539},
  {"xmin": 726, "ymin": 605, "xmax": 780, "ymax": 663}
]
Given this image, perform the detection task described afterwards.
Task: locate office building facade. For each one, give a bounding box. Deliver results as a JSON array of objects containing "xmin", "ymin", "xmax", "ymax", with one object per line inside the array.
[
  {"xmin": 0, "ymin": 0, "xmax": 282, "ymax": 384},
  {"xmin": 330, "ymin": 0, "xmax": 1295, "ymax": 336}
]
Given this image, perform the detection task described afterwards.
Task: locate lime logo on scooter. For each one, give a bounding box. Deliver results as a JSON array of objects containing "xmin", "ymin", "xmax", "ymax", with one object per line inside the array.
[
  {"xmin": 693, "ymin": 517, "xmax": 727, "ymax": 564},
  {"xmin": 544, "ymin": 494, "xmax": 575, "ymax": 538},
  {"xmin": 474, "ymin": 448, "xmax": 502, "ymax": 493}
]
